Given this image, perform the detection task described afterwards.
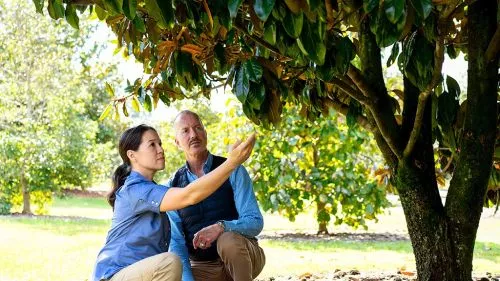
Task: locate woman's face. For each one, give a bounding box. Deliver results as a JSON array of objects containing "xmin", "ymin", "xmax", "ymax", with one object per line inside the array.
[{"xmin": 129, "ymin": 129, "xmax": 165, "ymax": 173}]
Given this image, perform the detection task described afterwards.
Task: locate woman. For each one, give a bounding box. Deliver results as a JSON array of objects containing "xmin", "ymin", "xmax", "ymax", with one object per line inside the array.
[{"xmin": 92, "ymin": 124, "xmax": 256, "ymax": 281}]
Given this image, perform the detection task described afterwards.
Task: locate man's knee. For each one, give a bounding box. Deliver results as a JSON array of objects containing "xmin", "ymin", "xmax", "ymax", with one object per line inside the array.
[{"xmin": 217, "ymin": 232, "xmax": 247, "ymax": 259}]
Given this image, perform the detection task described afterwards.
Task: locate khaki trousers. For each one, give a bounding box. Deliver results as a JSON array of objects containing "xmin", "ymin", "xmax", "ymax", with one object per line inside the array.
[
  {"xmin": 110, "ymin": 252, "xmax": 182, "ymax": 281},
  {"xmin": 191, "ymin": 232, "xmax": 266, "ymax": 281}
]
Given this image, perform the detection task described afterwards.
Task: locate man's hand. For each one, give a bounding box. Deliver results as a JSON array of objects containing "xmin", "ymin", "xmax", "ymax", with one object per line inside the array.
[{"xmin": 192, "ymin": 223, "xmax": 225, "ymax": 250}]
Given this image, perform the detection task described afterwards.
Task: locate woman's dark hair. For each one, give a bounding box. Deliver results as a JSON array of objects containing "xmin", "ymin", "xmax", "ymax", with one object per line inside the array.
[{"xmin": 108, "ymin": 124, "xmax": 157, "ymax": 208}]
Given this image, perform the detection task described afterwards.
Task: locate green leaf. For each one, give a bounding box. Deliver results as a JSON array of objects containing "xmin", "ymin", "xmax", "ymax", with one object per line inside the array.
[
  {"xmin": 370, "ymin": 8, "xmax": 405, "ymax": 47},
  {"xmin": 437, "ymin": 90, "xmax": 459, "ymax": 129},
  {"xmin": 131, "ymin": 96, "xmax": 140, "ymax": 112},
  {"xmin": 144, "ymin": 94, "xmax": 152, "ymax": 112},
  {"xmin": 32, "ymin": 0, "xmax": 44, "ymax": 13},
  {"xmin": 132, "ymin": 15, "xmax": 146, "ymax": 33},
  {"xmin": 271, "ymin": 1, "xmax": 287, "ymax": 21},
  {"xmin": 105, "ymin": 82, "xmax": 115, "ymax": 97},
  {"xmin": 159, "ymin": 92, "xmax": 170, "ymax": 106},
  {"xmin": 282, "ymin": 11, "xmax": 303, "ymax": 38},
  {"xmin": 47, "ymin": 0, "xmax": 64, "ymax": 20},
  {"xmin": 335, "ymin": 37, "xmax": 355, "ymax": 75},
  {"xmin": 296, "ymin": 20, "xmax": 326, "ymax": 65},
  {"xmin": 123, "ymin": 0, "xmax": 137, "ymax": 20},
  {"xmin": 403, "ymin": 34, "xmax": 434, "ymax": 90},
  {"xmin": 65, "ymin": 4, "xmax": 79, "ymax": 29},
  {"xmin": 95, "ymin": 5, "xmax": 108, "ymax": 20},
  {"xmin": 122, "ymin": 102, "xmax": 129, "ymax": 117},
  {"xmin": 233, "ymin": 64, "xmax": 250, "ymax": 103},
  {"xmin": 254, "ymin": 0, "xmax": 276, "ymax": 22},
  {"xmin": 247, "ymin": 82, "xmax": 266, "ymax": 109},
  {"xmin": 446, "ymin": 45, "xmax": 458, "ymax": 59},
  {"xmin": 307, "ymin": 0, "xmax": 322, "ymax": 11},
  {"xmin": 363, "ymin": 0, "xmax": 378, "ymax": 14},
  {"xmin": 384, "ymin": 0, "xmax": 405, "ymax": 24},
  {"xmin": 386, "ymin": 42, "xmax": 400, "ymax": 67},
  {"xmin": 244, "ymin": 59, "xmax": 263, "ymax": 82},
  {"xmin": 346, "ymin": 100, "xmax": 362, "ymax": 128},
  {"xmin": 98, "ymin": 103, "xmax": 113, "ymax": 121},
  {"xmin": 398, "ymin": 31, "xmax": 417, "ymax": 71},
  {"xmin": 410, "ymin": 0, "xmax": 432, "ymax": 19},
  {"xmin": 103, "ymin": 0, "xmax": 123, "ymax": 15},
  {"xmin": 445, "ymin": 75, "xmax": 460, "ymax": 99},
  {"xmin": 145, "ymin": 0, "xmax": 174, "ymax": 29},
  {"xmin": 228, "ymin": 0, "xmax": 244, "ymax": 18},
  {"xmin": 263, "ymin": 21, "xmax": 277, "ymax": 45}
]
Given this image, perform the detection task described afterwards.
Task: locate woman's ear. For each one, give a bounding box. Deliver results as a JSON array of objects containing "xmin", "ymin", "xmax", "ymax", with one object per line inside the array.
[{"xmin": 127, "ymin": 150, "xmax": 135, "ymax": 163}]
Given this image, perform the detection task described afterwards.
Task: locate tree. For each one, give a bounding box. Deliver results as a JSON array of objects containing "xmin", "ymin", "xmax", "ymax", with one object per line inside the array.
[
  {"xmin": 0, "ymin": 0, "xmax": 121, "ymax": 214},
  {"xmin": 248, "ymin": 104, "xmax": 389, "ymax": 234},
  {"xmin": 35, "ymin": 0, "xmax": 498, "ymax": 280}
]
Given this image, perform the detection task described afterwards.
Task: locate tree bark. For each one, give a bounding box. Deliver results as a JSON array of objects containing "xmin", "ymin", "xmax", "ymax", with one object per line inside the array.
[
  {"xmin": 359, "ymin": 0, "xmax": 498, "ymax": 280},
  {"xmin": 316, "ymin": 201, "xmax": 329, "ymax": 235},
  {"xmin": 21, "ymin": 168, "xmax": 32, "ymax": 215},
  {"xmin": 444, "ymin": 0, "xmax": 499, "ymax": 279}
]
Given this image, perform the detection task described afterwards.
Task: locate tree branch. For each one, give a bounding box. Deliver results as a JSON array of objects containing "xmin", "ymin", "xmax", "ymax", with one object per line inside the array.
[
  {"xmin": 347, "ymin": 65, "xmax": 403, "ymax": 160},
  {"xmin": 320, "ymin": 98, "xmax": 373, "ymax": 131},
  {"xmin": 403, "ymin": 36, "xmax": 445, "ymax": 159},
  {"xmin": 328, "ymin": 77, "xmax": 371, "ymax": 106},
  {"xmin": 233, "ymin": 23, "xmax": 291, "ymax": 60}
]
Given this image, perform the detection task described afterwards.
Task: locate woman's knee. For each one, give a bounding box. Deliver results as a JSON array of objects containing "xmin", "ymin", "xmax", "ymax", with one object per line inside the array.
[{"xmin": 157, "ymin": 253, "xmax": 182, "ymax": 278}]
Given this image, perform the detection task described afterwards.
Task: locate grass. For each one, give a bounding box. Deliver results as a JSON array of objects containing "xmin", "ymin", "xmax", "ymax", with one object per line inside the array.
[
  {"xmin": 49, "ymin": 195, "xmax": 111, "ymax": 219},
  {"xmin": 1, "ymin": 196, "xmax": 499, "ymax": 280}
]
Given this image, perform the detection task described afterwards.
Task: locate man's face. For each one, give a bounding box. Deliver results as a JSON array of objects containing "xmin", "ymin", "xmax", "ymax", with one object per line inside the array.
[{"xmin": 174, "ymin": 113, "xmax": 208, "ymax": 156}]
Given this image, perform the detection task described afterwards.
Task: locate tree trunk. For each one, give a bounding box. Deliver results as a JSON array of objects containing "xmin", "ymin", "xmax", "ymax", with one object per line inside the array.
[
  {"xmin": 316, "ymin": 201, "xmax": 329, "ymax": 235},
  {"xmin": 396, "ymin": 1, "xmax": 498, "ymax": 280},
  {"xmin": 444, "ymin": 0, "xmax": 499, "ymax": 279},
  {"xmin": 21, "ymin": 170, "xmax": 32, "ymax": 215},
  {"xmin": 359, "ymin": 0, "xmax": 498, "ymax": 280}
]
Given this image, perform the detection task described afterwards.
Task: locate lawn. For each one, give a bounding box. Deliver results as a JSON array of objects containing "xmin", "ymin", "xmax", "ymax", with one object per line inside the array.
[{"xmin": 0, "ymin": 196, "xmax": 499, "ymax": 281}]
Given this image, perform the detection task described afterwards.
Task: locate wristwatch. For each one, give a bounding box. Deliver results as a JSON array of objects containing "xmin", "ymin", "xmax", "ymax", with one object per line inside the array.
[{"xmin": 216, "ymin": 220, "xmax": 226, "ymax": 232}]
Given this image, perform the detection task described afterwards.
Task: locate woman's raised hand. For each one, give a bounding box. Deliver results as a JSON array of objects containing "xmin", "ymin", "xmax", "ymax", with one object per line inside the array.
[{"xmin": 227, "ymin": 133, "xmax": 256, "ymax": 168}]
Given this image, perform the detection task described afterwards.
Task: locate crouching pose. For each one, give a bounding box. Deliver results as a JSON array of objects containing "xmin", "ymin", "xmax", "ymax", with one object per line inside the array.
[{"xmin": 91, "ymin": 124, "xmax": 256, "ymax": 281}]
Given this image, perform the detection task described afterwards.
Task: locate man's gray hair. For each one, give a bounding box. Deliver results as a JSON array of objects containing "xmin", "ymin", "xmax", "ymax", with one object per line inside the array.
[{"xmin": 173, "ymin": 110, "xmax": 205, "ymax": 127}]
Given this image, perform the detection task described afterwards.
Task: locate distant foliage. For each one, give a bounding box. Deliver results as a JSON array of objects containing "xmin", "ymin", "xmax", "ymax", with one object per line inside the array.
[{"xmin": 0, "ymin": 0, "xmax": 122, "ymax": 214}]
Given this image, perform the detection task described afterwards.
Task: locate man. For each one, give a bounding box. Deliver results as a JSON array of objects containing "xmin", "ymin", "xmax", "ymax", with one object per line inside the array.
[{"xmin": 166, "ymin": 110, "xmax": 265, "ymax": 281}]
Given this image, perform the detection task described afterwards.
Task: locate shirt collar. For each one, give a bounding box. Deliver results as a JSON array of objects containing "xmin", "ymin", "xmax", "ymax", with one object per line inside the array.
[
  {"xmin": 185, "ymin": 152, "xmax": 213, "ymax": 176},
  {"xmin": 125, "ymin": 170, "xmax": 151, "ymax": 186}
]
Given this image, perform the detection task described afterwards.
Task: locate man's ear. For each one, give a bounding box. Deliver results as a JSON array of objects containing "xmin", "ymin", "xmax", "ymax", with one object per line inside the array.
[{"xmin": 174, "ymin": 138, "xmax": 181, "ymax": 150}]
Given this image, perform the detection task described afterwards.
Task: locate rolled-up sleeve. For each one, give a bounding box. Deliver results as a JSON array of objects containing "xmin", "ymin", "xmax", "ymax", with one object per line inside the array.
[{"xmin": 127, "ymin": 182, "xmax": 168, "ymax": 214}]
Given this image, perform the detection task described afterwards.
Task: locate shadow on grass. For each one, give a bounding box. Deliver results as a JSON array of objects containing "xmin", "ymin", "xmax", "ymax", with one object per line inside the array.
[{"xmin": 260, "ymin": 232, "xmax": 500, "ymax": 264}]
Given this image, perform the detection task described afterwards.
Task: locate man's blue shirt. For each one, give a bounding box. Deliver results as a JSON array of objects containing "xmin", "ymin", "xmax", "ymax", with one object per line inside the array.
[
  {"xmin": 166, "ymin": 153, "xmax": 263, "ymax": 281},
  {"xmin": 92, "ymin": 171, "xmax": 170, "ymax": 281}
]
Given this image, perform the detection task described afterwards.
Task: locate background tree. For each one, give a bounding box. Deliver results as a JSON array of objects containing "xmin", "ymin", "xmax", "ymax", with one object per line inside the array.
[
  {"xmin": 249, "ymin": 105, "xmax": 388, "ymax": 234},
  {"xmin": 35, "ymin": 0, "xmax": 498, "ymax": 280},
  {"xmin": 156, "ymin": 97, "xmax": 388, "ymax": 233},
  {"xmin": 0, "ymin": 0, "xmax": 122, "ymax": 214}
]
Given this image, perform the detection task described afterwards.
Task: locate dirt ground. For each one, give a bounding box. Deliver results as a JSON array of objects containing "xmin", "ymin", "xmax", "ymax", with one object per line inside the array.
[{"xmin": 255, "ymin": 270, "xmax": 500, "ymax": 281}]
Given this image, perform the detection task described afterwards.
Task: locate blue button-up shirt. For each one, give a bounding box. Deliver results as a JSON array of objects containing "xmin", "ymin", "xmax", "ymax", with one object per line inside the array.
[
  {"xmin": 92, "ymin": 171, "xmax": 170, "ymax": 281},
  {"xmin": 166, "ymin": 153, "xmax": 263, "ymax": 281}
]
